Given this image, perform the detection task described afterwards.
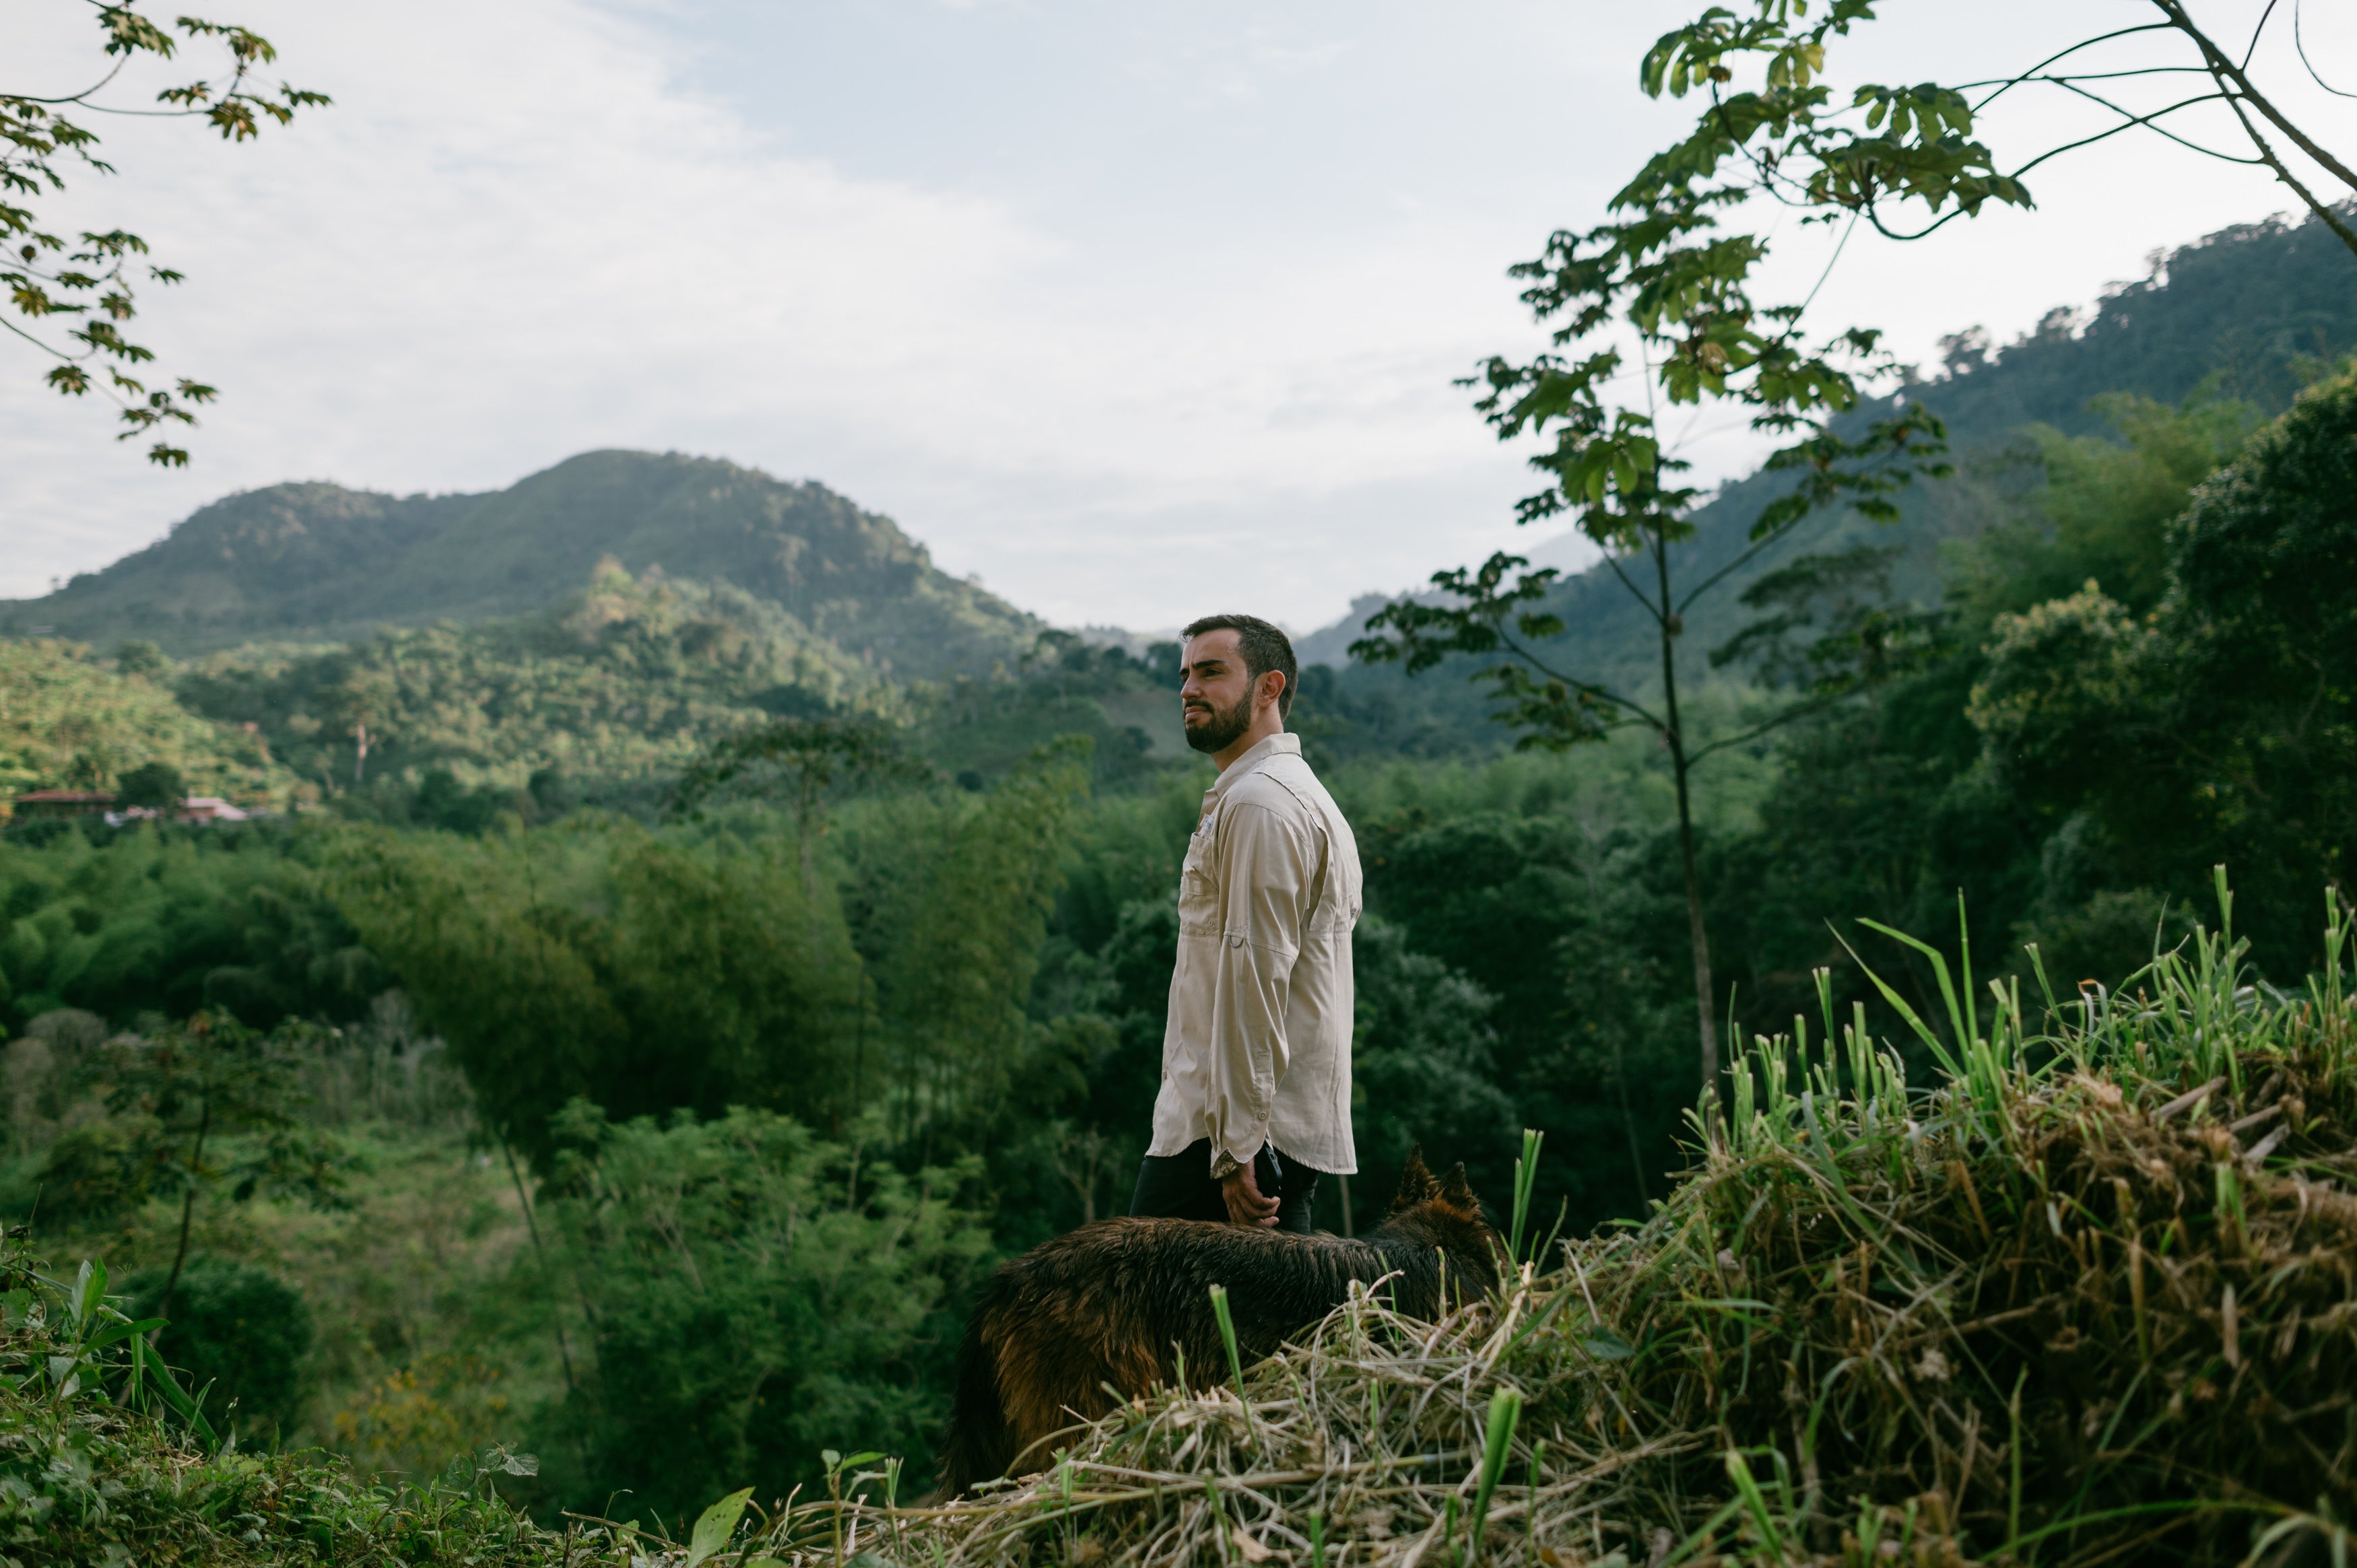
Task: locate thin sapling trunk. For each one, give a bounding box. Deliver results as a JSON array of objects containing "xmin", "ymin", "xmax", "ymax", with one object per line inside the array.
[
  {"xmin": 155, "ymin": 1093, "xmax": 213, "ymax": 1334},
  {"xmin": 1655, "ymin": 533, "xmax": 1719, "ymax": 1099}
]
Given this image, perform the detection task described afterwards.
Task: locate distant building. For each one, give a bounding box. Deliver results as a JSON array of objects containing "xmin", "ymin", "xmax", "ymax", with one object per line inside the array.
[
  {"xmin": 8, "ymin": 789, "xmax": 257, "ymax": 826},
  {"xmin": 104, "ymin": 797, "xmax": 259, "ymax": 825},
  {"xmin": 10, "ymin": 788, "xmax": 117, "ymax": 821}
]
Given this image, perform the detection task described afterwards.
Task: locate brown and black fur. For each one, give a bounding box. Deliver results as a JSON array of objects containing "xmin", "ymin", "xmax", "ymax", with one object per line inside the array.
[{"xmin": 935, "ymin": 1150, "xmax": 1496, "ymax": 1499}]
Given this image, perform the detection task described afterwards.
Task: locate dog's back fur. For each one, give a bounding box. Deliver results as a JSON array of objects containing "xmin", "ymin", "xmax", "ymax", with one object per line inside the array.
[{"xmin": 935, "ymin": 1150, "xmax": 1495, "ymax": 1498}]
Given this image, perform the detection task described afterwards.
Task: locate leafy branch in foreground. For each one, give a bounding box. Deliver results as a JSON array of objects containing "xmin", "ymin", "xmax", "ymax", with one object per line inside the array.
[
  {"xmin": 1640, "ymin": 0, "xmax": 2356, "ymax": 257},
  {"xmin": 3, "ymin": 2, "xmax": 329, "ymax": 465}
]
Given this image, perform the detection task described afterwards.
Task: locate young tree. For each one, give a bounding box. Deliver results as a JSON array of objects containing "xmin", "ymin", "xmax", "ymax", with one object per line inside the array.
[
  {"xmin": 39, "ymin": 1011, "xmax": 345, "ymax": 1329},
  {"xmin": 671, "ymin": 714, "xmax": 933, "ymax": 898},
  {"xmin": 113, "ymin": 757, "xmax": 184, "ymax": 810},
  {"xmin": 4, "ymin": 3, "xmax": 329, "ymax": 463}
]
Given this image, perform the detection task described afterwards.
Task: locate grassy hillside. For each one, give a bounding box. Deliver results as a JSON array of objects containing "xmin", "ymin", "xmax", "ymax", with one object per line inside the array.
[
  {"xmin": 0, "ymin": 638, "xmax": 304, "ymax": 809},
  {"xmin": 900, "ymin": 889, "xmax": 2357, "ymax": 1568},
  {"xmin": 0, "ymin": 563, "xmax": 1193, "ymax": 809},
  {"xmin": 171, "ymin": 559, "xmax": 882, "ymax": 796},
  {"xmin": 0, "ymin": 450, "xmax": 1041, "ymax": 677}
]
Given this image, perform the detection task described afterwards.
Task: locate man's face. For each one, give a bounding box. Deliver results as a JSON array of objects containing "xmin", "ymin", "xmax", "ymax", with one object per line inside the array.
[{"xmin": 1179, "ymin": 630, "xmax": 1257, "ymax": 755}]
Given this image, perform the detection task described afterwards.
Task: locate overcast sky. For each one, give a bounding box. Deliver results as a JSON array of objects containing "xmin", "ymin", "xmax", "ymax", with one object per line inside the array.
[{"xmin": 5, "ymin": 0, "xmax": 2352, "ymax": 633}]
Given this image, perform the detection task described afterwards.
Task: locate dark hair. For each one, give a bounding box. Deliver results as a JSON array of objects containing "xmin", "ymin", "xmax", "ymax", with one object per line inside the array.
[{"xmin": 1181, "ymin": 613, "xmax": 1298, "ymax": 720}]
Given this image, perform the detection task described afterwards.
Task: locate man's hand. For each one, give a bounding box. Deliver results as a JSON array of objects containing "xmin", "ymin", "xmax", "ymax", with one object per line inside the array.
[{"xmin": 1221, "ymin": 1160, "xmax": 1280, "ymax": 1227}]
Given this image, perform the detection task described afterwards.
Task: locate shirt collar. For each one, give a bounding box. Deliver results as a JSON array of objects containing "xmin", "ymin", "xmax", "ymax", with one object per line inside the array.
[{"xmin": 1203, "ymin": 732, "xmax": 1300, "ymax": 810}]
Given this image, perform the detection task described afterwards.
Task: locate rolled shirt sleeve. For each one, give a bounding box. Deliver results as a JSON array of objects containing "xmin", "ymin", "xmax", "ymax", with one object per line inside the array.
[{"xmin": 1203, "ymin": 800, "xmax": 1317, "ymax": 1174}]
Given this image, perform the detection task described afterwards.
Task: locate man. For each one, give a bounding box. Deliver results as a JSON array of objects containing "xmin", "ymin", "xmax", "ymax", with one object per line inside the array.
[{"xmin": 1128, "ymin": 613, "xmax": 1363, "ymax": 1232}]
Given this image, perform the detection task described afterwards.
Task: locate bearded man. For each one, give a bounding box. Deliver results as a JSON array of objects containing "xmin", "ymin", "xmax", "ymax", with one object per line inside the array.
[{"xmin": 1127, "ymin": 614, "xmax": 1364, "ymax": 1231}]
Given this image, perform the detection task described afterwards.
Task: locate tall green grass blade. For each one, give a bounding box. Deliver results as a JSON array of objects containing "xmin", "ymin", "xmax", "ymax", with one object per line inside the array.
[
  {"xmin": 133, "ymin": 1332, "xmax": 218, "ymax": 1450},
  {"xmin": 1857, "ymin": 916, "xmax": 1969, "ymax": 1053},
  {"xmin": 1208, "ymin": 1285, "xmax": 1244, "ymax": 1397},
  {"xmin": 1507, "ymin": 1129, "xmax": 1542, "ymax": 1266},
  {"xmin": 1956, "ymin": 891, "xmax": 1979, "ymax": 1050},
  {"xmin": 1835, "ymin": 925, "xmax": 1967, "ymax": 1085},
  {"xmin": 1466, "ymin": 1386, "xmax": 1521, "ymax": 1561}
]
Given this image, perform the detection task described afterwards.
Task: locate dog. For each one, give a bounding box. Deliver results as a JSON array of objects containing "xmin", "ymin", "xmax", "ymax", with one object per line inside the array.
[{"xmin": 935, "ymin": 1149, "xmax": 1496, "ymax": 1499}]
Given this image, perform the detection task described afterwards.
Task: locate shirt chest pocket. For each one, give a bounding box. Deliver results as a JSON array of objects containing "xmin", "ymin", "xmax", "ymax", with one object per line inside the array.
[{"xmin": 1178, "ymin": 822, "xmax": 1218, "ymax": 925}]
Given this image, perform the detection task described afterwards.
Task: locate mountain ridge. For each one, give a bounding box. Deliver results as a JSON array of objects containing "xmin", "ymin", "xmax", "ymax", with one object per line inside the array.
[{"xmin": 0, "ymin": 450, "xmax": 1040, "ymax": 680}]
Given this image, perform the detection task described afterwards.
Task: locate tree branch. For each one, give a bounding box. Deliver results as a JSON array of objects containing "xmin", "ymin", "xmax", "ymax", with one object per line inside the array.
[
  {"xmin": 2155, "ymin": 0, "xmax": 2357, "ymax": 193},
  {"xmin": 1686, "ymin": 692, "xmax": 1846, "ymax": 763},
  {"xmin": 1496, "ymin": 630, "xmax": 1666, "ymax": 732},
  {"xmin": 1968, "ymin": 22, "xmax": 2178, "ymax": 112},
  {"xmin": 2007, "ymin": 88, "xmax": 2255, "ymax": 176},
  {"xmin": 1601, "ymin": 548, "xmax": 1667, "ymax": 625},
  {"xmin": 2214, "ymin": 88, "xmax": 2357, "ymax": 254}
]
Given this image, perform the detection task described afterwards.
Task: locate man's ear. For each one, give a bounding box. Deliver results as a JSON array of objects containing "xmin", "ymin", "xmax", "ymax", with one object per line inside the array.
[
  {"xmin": 1390, "ymin": 1147, "xmax": 1440, "ymax": 1213},
  {"xmin": 1259, "ymin": 669, "xmax": 1287, "ymax": 713}
]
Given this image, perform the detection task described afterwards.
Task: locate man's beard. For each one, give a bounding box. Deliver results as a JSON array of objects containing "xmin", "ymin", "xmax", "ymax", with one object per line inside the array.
[{"xmin": 1183, "ymin": 691, "xmax": 1255, "ymax": 755}]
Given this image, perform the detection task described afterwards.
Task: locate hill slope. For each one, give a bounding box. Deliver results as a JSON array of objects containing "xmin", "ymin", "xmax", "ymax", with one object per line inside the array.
[
  {"xmin": 0, "ymin": 450, "xmax": 1040, "ymax": 678},
  {"xmin": 0, "ymin": 639, "xmax": 301, "ymax": 807}
]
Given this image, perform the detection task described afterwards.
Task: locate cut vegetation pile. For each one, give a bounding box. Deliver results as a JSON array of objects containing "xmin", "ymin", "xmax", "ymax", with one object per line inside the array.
[{"xmin": 14, "ymin": 876, "xmax": 2357, "ymax": 1567}]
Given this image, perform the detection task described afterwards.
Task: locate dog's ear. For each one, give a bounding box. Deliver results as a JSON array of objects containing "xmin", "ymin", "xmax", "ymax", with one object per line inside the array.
[
  {"xmin": 1438, "ymin": 1161, "xmax": 1479, "ymax": 1213},
  {"xmin": 1389, "ymin": 1147, "xmax": 1440, "ymax": 1213}
]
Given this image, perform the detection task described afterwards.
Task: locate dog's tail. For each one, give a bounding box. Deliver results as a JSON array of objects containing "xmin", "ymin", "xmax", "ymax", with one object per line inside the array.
[{"xmin": 932, "ymin": 1303, "xmax": 1012, "ymax": 1501}]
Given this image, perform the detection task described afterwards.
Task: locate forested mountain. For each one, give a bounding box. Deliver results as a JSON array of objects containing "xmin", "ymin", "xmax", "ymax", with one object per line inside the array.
[
  {"xmin": 0, "ymin": 450, "xmax": 1040, "ymax": 677},
  {"xmin": 1293, "ymin": 207, "xmax": 2357, "ymax": 751}
]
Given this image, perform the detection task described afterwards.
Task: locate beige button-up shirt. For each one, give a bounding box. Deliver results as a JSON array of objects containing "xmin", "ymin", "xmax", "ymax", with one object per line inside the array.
[{"xmin": 1149, "ymin": 732, "xmax": 1363, "ymax": 1178}]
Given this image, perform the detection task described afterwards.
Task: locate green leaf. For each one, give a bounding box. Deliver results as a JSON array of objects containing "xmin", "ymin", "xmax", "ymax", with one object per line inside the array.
[
  {"xmin": 1581, "ymin": 1330, "xmax": 1635, "ymax": 1361},
  {"xmin": 82, "ymin": 1317, "xmax": 165, "ymax": 1353},
  {"xmin": 71, "ymin": 1258, "xmax": 107, "ymax": 1331},
  {"xmin": 685, "ymin": 1486, "xmax": 756, "ymax": 1568},
  {"xmin": 133, "ymin": 1333, "xmax": 220, "ymax": 1450}
]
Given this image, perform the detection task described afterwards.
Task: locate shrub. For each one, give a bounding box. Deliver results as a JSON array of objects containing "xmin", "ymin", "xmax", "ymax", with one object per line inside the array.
[
  {"xmin": 115, "ymin": 761, "xmax": 187, "ymax": 812},
  {"xmin": 538, "ymin": 1104, "xmax": 992, "ymax": 1524},
  {"xmin": 127, "ymin": 1254, "xmax": 317, "ymax": 1443},
  {"xmin": 0, "ymin": 1239, "xmax": 569, "ymax": 1568}
]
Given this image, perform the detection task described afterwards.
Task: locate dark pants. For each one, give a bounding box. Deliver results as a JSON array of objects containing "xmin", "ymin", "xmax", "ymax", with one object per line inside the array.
[{"xmin": 1129, "ymin": 1139, "xmax": 1322, "ymax": 1234}]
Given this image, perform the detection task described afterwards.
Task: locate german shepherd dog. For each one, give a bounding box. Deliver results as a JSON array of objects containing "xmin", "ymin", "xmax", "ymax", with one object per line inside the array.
[{"xmin": 935, "ymin": 1150, "xmax": 1496, "ymax": 1498}]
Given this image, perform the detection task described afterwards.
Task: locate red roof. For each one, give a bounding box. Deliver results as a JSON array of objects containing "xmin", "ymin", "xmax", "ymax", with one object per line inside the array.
[{"xmin": 13, "ymin": 789, "xmax": 117, "ymax": 804}]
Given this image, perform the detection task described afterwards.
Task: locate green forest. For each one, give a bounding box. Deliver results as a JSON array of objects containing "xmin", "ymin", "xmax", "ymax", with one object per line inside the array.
[{"xmin": 7, "ymin": 195, "xmax": 2357, "ymax": 1543}]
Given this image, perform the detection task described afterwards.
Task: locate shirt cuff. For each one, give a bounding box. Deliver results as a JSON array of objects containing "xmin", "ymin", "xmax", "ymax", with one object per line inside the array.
[{"xmin": 1210, "ymin": 1149, "xmax": 1244, "ymax": 1180}]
